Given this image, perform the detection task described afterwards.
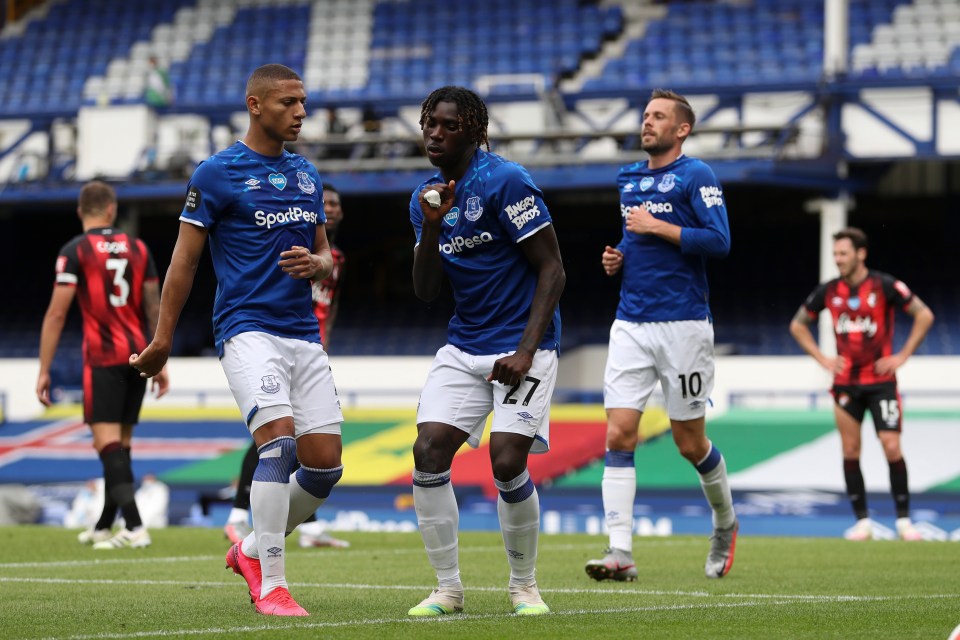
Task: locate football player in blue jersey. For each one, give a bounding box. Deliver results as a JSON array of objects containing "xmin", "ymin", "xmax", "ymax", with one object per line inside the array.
[
  {"xmin": 585, "ymin": 89, "xmax": 737, "ymax": 582},
  {"xmin": 405, "ymin": 86, "xmax": 565, "ymax": 618},
  {"xmin": 130, "ymin": 64, "xmax": 343, "ymax": 617}
]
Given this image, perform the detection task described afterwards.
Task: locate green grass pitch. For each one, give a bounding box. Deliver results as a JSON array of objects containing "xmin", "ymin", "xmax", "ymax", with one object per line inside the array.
[{"xmin": 1, "ymin": 526, "xmax": 958, "ymax": 639}]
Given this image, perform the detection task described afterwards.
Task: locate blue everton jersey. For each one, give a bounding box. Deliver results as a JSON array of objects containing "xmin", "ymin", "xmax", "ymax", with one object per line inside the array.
[
  {"xmin": 410, "ymin": 149, "xmax": 561, "ymax": 355},
  {"xmin": 615, "ymin": 154, "xmax": 730, "ymax": 323},
  {"xmin": 180, "ymin": 141, "xmax": 325, "ymax": 354}
]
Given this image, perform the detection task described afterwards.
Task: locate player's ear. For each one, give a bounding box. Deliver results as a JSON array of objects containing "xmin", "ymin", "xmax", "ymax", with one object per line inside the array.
[{"xmin": 247, "ymin": 95, "xmax": 261, "ymax": 116}]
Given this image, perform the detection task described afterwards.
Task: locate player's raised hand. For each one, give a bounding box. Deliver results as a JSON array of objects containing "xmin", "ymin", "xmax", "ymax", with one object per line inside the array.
[
  {"xmin": 602, "ymin": 245, "xmax": 623, "ymax": 276},
  {"xmin": 418, "ymin": 180, "xmax": 456, "ymax": 224}
]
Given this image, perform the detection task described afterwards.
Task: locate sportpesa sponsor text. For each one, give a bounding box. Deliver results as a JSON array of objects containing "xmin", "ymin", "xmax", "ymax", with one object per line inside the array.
[
  {"xmin": 255, "ymin": 207, "xmax": 319, "ymax": 229},
  {"xmin": 440, "ymin": 231, "xmax": 494, "ymax": 254},
  {"xmin": 621, "ymin": 201, "xmax": 674, "ymax": 216}
]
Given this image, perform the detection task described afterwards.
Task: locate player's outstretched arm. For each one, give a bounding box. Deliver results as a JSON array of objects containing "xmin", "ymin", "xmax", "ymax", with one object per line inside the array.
[
  {"xmin": 488, "ymin": 225, "xmax": 565, "ymax": 385},
  {"xmin": 36, "ymin": 285, "xmax": 76, "ymax": 406},
  {"xmin": 131, "ymin": 222, "xmax": 208, "ymax": 378}
]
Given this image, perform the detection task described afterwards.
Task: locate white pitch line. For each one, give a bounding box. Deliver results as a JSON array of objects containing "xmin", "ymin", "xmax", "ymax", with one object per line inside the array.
[
  {"xmin": 0, "ymin": 540, "xmax": 695, "ymax": 570},
  {"xmin": 3, "ymin": 576, "xmax": 958, "ymax": 604}
]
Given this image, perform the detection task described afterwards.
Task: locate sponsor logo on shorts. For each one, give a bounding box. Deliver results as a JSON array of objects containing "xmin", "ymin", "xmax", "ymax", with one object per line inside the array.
[
  {"xmin": 261, "ymin": 375, "xmax": 281, "ymax": 394},
  {"xmin": 297, "ymin": 171, "xmax": 316, "ymax": 194},
  {"xmin": 268, "ymin": 173, "xmax": 287, "ymax": 190},
  {"xmin": 516, "ymin": 411, "xmax": 535, "ymax": 423}
]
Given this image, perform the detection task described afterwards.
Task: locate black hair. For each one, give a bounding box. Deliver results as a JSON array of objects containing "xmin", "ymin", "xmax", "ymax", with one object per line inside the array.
[
  {"xmin": 246, "ymin": 64, "xmax": 301, "ymax": 97},
  {"xmin": 834, "ymin": 227, "xmax": 868, "ymax": 251},
  {"xmin": 419, "ymin": 86, "xmax": 490, "ymax": 150}
]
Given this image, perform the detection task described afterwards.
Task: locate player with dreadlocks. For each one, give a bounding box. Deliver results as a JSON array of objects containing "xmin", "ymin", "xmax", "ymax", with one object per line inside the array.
[{"xmin": 405, "ymin": 85, "xmax": 565, "ymax": 617}]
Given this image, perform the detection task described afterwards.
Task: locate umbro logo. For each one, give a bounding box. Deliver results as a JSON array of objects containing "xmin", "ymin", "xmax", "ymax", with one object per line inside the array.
[
  {"xmin": 507, "ymin": 549, "xmax": 524, "ymax": 559},
  {"xmin": 244, "ymin": 178, "xmax": 261, "ymax": 191},
  {"xmin": 266, "ymin": 546, "xmax": 283, "ymax": 557}
]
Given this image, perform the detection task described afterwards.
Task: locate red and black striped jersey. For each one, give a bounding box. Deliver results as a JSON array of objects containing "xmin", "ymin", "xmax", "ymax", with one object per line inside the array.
[
  {"xmin": 310, "ymin": 244, "xmax": 345, "ymax": 345},
  {"xmin": 802, "ymin": 270, "xmax": 914, "ymax": 386},
  {"xmin": 53, "ymin": 227, "xmax": 158, "ymax": 367}
]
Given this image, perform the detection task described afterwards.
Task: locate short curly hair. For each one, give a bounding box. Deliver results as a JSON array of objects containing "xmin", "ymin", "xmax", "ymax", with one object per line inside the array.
[{"xmin": 419, "ymin": 86, "xmax": 490, "ymax": 150}]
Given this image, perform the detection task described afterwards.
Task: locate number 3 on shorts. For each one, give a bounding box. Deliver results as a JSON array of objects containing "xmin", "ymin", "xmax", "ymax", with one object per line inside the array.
[{"xmin": 504, "ymin": 376, "xmax": 541, "ymax": 406}]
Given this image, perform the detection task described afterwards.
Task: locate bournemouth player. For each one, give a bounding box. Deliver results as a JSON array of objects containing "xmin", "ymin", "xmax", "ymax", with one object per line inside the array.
[
  {"xmin": 407, "ymin": 86, "xmax": 565, "ymax": 617},
  {"xmin": 585, "ymin": 89, "xmax": 737, "ymax": 582},
  {"xmin": 37, "ymin": 180, "xmax": 169, "ymax": 549},
  {"xmin": 130, "ymin": 64, "xmax": 344, "ymax": 616},
  {"xmin": 790, "ymin": 227, "xmax": 934, "ymax": 541}
]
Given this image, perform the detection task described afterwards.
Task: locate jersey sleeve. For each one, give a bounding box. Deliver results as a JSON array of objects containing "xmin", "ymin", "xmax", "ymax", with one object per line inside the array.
[
  {"xmin": 54, "ymin": 238, "xmax": 81, "ymax": 287},
  {"xmin": 180, "ymin": 159, "xmax": 233, "ymax": 228},
  {"xmin": 802, "ymin": 283, "xmax": 828, "ymax": 316},
  {"xmin": 880, "ymin": 273, "xmax": 914, "ymax": 309},
  {"xmin": 494, "ymin": 163, "xmax": 552, "ymax": 243},
  {"xmin": 679, "ymin": 162, "xmax": 731, "ymax": 259}
]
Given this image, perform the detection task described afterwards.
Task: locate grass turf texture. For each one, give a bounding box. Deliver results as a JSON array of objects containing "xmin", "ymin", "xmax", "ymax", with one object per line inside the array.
[{"xmin": 1, "ymin": 527, "xmax": 957, "ymax": 639}]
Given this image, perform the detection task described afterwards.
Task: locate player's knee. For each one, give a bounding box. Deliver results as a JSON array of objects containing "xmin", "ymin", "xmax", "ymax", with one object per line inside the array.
[
  {"xmin": 412, "ymin": 431, "xmax": 457, "ymax": 473},
  {"xmin": 253, "ymin": 436, "xmax": 298, "ymax": 483},
  {"xmin": 491, "ymin": 456, "xmax": 526, "ymax": 483},
  {"xmin": 295, "ymin": 465, "xmax": 343, "ymax": 499}
]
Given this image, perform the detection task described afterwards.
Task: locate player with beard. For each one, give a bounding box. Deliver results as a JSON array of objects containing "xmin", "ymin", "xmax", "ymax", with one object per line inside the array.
[
  {"xmin": 790, "ymin": 227, "xmax": 933, "ymax": 541},
  {"xmin": 585, "ymin": 89, "xmax": 736, "ymax": 582}
]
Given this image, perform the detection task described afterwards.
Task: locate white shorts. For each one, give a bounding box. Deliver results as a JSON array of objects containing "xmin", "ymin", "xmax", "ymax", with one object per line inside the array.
[
  {"xmin": 603, "ymin": 319, "xmax": 715, "ymax": 421},
  {"xmin": 221, "ymin": 331, "xmax": 343, "ymax": 437},
  {"xmin": 417, "ymin": 344, "xmax": 558, "ymax": 454}
]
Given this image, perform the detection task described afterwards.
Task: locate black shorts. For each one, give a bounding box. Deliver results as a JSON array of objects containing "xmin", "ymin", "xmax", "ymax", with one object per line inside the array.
[
  {"xmin": 831, "ymin": 382, "xmax": 902, "ymax": 432},
  {"xmin": 83, "ymin": 364, "xmax": 147, "ymax": 425}
]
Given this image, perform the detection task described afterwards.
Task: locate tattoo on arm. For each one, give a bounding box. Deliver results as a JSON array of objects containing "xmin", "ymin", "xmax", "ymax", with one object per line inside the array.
[
  {"xmin": 906, "ymin": 296, "xmax": 928, "ymax": 316},
  {"xmin": 792, "ymin": 306, "xmax": 812, "ymax": 325}
]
